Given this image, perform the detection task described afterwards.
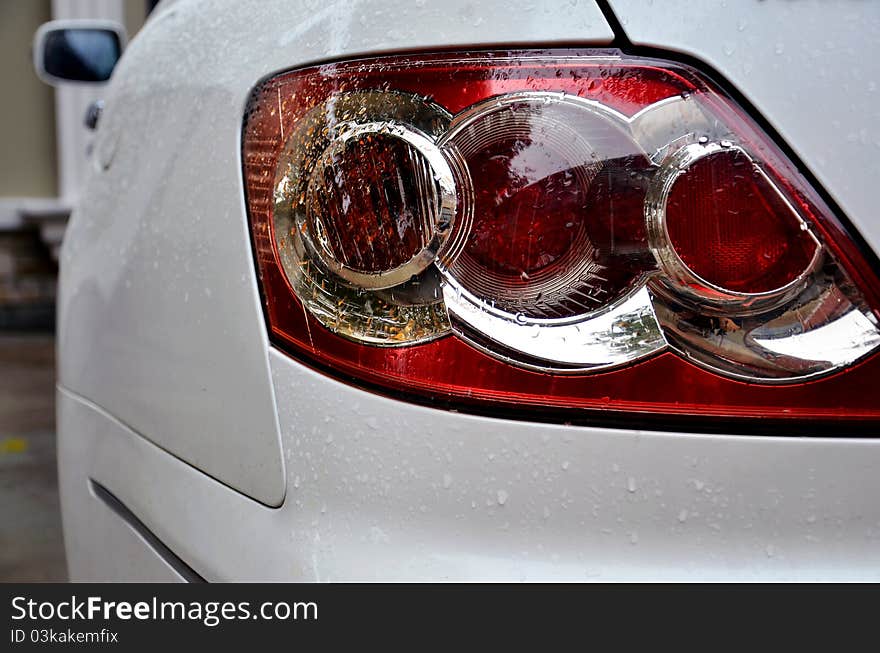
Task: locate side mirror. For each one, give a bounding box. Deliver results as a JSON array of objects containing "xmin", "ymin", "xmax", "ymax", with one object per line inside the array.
[{"xmin": 34, "ymin": 19, "xmax": 126, "ymax": 85}]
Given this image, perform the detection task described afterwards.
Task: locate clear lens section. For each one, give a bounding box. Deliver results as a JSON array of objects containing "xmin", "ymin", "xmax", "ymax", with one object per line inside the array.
[
  {"xmin": 437, "ymin": 92, "xmax": 663, "ymax": 370},
  {"xmin": 272, "ymin": 91, "xmax": 454, "ymax": 345},
  {"xmin": 253, "ymin": 52, "xmax": 880, "ymax": 386}
]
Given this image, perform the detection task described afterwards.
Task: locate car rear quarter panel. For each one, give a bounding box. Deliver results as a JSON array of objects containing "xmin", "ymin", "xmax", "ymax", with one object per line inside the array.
[{"xmin": 56, "ymin": 0, "xmax": 614, "ymax": 506}]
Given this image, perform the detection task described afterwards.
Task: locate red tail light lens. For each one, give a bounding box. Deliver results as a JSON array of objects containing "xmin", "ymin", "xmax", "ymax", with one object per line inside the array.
[
  {"xmin": 243, "ymin": 50, "xmax": 880, "ymax": 423},
  {"xmin": 664, "ymin": 147, "xmax": 819, "ymax": 294}
]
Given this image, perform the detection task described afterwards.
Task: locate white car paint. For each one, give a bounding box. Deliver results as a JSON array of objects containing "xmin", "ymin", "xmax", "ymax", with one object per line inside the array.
[
  {"xmin": 58, "ymin": 0, "xmax": 880, "ymax": 580},
  {"xmin": 58, "ymin": 0, "xmax": 613, "ymax": 507}
]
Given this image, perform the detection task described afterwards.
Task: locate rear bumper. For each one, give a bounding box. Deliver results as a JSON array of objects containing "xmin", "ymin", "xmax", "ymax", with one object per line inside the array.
[{"xmin": 59, "ymin": 350, "xmax": 880, "ymax": 581}]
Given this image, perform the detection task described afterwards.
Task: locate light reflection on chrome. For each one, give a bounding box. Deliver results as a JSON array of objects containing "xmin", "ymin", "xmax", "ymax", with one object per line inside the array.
[
  {"xmin": 443, "ymin": 283, "xmax": 666, "ymax": 373},
  {"xmin": 752, "ymin": 308, "xmax": 880, "ymax": 369},
  {"xmin": 651, "ymin": 278, "xmax": 880, "ymax": 382}
]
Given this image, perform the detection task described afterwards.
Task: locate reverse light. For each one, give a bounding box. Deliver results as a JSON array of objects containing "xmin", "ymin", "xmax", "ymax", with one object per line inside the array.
[{"xmin": 243, "ymin": 50, "xmax": 880, "ymax": 423}]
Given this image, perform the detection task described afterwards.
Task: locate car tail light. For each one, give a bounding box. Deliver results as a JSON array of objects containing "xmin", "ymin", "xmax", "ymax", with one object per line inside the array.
[{"xmin": 243, "ymin": 50, "xmax": 880, "ymax": 423}]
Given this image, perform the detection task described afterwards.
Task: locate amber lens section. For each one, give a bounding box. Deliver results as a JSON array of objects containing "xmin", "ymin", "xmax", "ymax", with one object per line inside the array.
[
  {"xmin": 665, "ymin": 150, "xmax": 817, "ymax": 294},
  {"xmin": 306, "ymin": 132, "xmax": 438, "ymax": 274}
]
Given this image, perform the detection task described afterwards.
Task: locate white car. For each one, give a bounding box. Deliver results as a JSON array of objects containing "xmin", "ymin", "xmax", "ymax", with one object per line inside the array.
[{"xmin": 42, "ymin": 0, "xmax": 880, "ymax": 581}]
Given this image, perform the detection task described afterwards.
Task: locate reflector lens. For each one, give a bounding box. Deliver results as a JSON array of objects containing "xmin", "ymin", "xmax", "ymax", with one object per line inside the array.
[{"xmin": 665, "ymin": 148, "xmax": 818, "ymax": 294}]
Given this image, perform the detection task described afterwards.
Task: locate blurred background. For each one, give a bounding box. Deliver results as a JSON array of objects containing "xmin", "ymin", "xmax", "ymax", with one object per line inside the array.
[{"xmin": 0, "ymin": 0, "xmax": 155, "ymax": 582}]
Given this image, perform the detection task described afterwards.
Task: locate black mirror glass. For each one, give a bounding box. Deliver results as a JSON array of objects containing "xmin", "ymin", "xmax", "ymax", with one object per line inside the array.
[{"xmin": 42, "ymin": 28, "xmax": 121, "ymax": 82}]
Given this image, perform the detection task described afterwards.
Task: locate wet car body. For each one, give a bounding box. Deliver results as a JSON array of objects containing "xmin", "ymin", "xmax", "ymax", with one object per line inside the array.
[{"xmin": 57, "ymin": 0, "xmax": 880, "ymax": 580}]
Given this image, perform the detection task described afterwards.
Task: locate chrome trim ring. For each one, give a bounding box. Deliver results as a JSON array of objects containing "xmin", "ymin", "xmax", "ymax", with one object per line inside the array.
[
  {"xmin": 301, "ymin": 120, "xmax": 458, "ymax": 290},
  {"xmin": 435, "ymin": 91, "xmax": 666, "ymax": 371}
]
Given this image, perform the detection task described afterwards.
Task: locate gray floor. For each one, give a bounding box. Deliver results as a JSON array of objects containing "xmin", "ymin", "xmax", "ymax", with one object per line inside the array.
[{"xmin": 0, "ymin": 333, "xmax": 67, "ymax": 581}]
